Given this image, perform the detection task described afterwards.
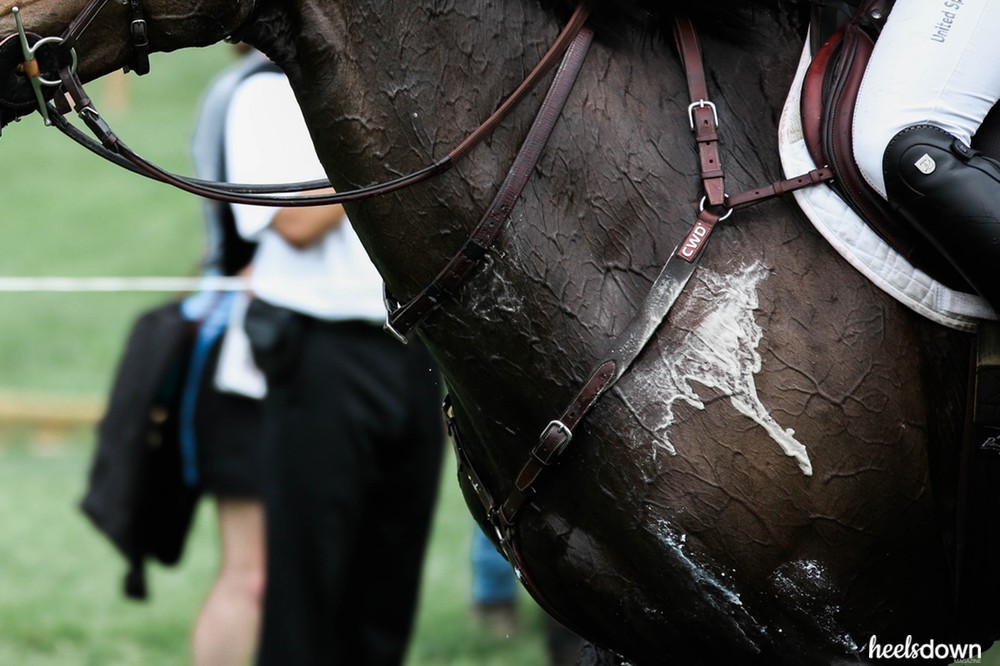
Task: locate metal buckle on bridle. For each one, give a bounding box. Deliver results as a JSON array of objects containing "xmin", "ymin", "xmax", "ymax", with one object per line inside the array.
[
  {"xmin": 538, "ymin": 419, "xmax": 573, "ymax": 458},
  {"xmin": 383, "ymin": 316, "xmax": 409, "ymax": 345},
  {"xmin": 381, "ymin": 285, "xmax": 410, "ymax": 344},
  {"xmin": 129, "ymin": 19, "xmax": 149, "ymax": 49},
  {"xmin": 687, "ymin": 99, "xmax": 718, "ymax": 130},
  {"xmin": 10, "ymin": 6, "xmax": 78, "ymax": 126}
]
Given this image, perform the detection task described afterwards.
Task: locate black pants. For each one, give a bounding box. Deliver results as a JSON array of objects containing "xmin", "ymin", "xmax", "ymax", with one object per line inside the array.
[{"xmin": 248, "ymin": 306, "xmax": 444, "ymax": 666}]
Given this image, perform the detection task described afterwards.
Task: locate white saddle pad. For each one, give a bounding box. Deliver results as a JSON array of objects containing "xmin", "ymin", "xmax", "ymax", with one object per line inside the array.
[{"xmin": 777, "ymin": 37, "xmax": 996, "ymax": 332}]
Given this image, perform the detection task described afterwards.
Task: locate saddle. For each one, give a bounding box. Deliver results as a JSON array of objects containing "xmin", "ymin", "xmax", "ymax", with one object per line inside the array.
[
  {"xmin": 803, "ymin": 0, "xmax": 1000, "ymax": 638},
  {"xmin": 803, "ymin": 0, "xmax": 993, "ymax": 292},
  {"xmin": 804, "ymin": 0, "xmax": 1000, "ymax": 393}
]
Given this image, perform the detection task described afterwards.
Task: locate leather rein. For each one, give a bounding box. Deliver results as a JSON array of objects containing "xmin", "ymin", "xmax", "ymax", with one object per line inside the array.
[
  {"xmin": 9, "ymin": 0, "xmax": 835, "ymax": 625},
  {"xmin": 4, "ymin": 0, "xmax": 591, "ymax": 207}
]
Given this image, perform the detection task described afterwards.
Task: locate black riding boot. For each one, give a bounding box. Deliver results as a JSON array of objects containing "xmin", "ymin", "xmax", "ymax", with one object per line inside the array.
[{"xmin": 882, "ymin": 124, "xmax": 1000, "ymax": 315}]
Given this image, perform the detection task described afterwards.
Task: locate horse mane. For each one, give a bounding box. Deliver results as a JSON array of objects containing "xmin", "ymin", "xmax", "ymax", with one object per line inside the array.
[{"xmin": 539, "ymin": 0, "xmax": 804, "ymax": 44}]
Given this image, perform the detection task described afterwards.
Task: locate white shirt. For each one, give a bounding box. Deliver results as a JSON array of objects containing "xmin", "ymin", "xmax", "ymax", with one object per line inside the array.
[{"xmin": 225, "ymin": 71, "xmax": 385, "ymax": 322}]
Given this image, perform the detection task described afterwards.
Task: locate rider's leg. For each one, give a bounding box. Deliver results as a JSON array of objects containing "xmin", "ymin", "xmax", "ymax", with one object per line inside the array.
[
  {"xmin": 852, "ymin": 0, "xmax": 1000, "ymax": 314},
  {"xmin": 854, "ymin": 0, "xmax": 1000, "ymax": 198}
]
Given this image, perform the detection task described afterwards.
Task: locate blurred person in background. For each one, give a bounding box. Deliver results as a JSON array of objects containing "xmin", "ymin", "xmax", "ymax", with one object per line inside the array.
[
  {"xmin": 471, "ymin": 524, "xmax": 587, "ymax": 665},
  {"xmin": 186, "ymin": 45, "xmax": 272, "ymax": 666},
  {"xmin": 471, "ymin": 525, "xmax": 520, "ymax": 636},
  {"xmin": 225, "ymin": 50, "xmax": 445, "ymax": 666},
  {"xmin": 83, "ymin": 45, "xmax": 271, "ymax": 666}
]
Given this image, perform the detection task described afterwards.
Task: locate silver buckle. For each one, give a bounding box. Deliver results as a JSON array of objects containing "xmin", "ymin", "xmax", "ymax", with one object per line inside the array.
[
  {"xmin": 538, "ymin": 420, "xmax": 573, "ymax": 462},
  {"xmin": 541, "ymin": 419, "xmax": 573, "ymax": 444},
  {"xmin": 687, "ymin": 99, "xmax": 718, "ymax": 130},
  {"xmin": 383, "ymin": 314, "xmax": 409, "ymax": 345}
]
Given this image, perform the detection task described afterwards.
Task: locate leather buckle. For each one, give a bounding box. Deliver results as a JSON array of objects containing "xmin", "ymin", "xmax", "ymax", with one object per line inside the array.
[
  {"xmin": 130, "ymin": 19, "xmax": 149, "ymax": 48},
  {"xmin": 534, "ymin": 419, "xmax": 573, "ymax": 465},
  {"xmin": 687, "ymin": 99, "xmax": 718, "ymax": 129},
  {"xmin": 383, "ymin": 315, "xmax": 409, "ymax": 344}
]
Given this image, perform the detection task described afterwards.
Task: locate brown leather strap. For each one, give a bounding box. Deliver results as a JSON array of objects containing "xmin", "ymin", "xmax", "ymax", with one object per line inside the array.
[
  {"xmin": 444, "ymin": 395, "xmax": 499, "ymax": 524},
  {"xmin": 496, "ymin": 205, "xmax": 726, "ymax": 526},
  {"xmin": 674, "ymin": 16, "xmax": 725, "ymax": 207},
  {"xmin": 47, "ymin": 3, "xmax": 592, "ymax": 208},
  {"xmin": 448, "ymin": 5, "xmax": 591, "ymax": 162},
  {"xmin": 499, "ymin": 360, "xmax": 616, "ymax": 524},
  {"xmin": 445, "ymin": 393, "xmax": 595, "ymax": 639},
  {"xmin": 384, "ymin": 27, "xmax": 595, "ymax": 340},
  {"xmin": 60, "ymin": 0, "xmax": 113, "ymax": 50},
  {"xmin": 727, "ymin": 167, "xmax": 834, "ymax": 209}
]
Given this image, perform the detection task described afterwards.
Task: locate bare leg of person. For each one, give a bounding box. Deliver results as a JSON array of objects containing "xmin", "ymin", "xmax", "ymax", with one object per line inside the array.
[{"xmin": 192, "ymin": 498, "xmax": 266, "ymax": 666}]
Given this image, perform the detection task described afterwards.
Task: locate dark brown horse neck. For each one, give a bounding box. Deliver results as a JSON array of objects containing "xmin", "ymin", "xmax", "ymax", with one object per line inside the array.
[
  {"xmin": 243, "ymin": 6, "xmax": 992, "ymax": 660},
  {"xmin": 245, "ymin": 0, "xmax": 809, "ymax": 319},
  {"xmin": 240, "ymin": 0, "xmax": 800, "ymax": 489}
]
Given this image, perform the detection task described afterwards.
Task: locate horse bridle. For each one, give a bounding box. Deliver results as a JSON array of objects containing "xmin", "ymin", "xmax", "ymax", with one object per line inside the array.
[
  {"xmin": 1, "ymin": 0, "xmax": 591, "ymax": 207},
  {"xmin": 4, "ymin": 0, "xmax": 835, "ymax": 635}
]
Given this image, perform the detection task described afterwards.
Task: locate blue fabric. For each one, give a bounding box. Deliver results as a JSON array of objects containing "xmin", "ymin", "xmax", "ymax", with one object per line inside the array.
[
  {"xmin": 177, "ymin": 291, "xmax": 236, "ymax": 487},
  {"xmin": 470, "ymin": 525, "xmax": 517, "ymax": 604}
]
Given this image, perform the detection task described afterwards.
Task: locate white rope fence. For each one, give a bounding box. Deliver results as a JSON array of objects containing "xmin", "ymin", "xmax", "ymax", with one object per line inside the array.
[
  {"xmin": 0, "ymin": 275, "xmax": 253, "ymax": 429},
  {"xmin": 0, "ymin": 276, "xmax": 249, "ymax": 292}
]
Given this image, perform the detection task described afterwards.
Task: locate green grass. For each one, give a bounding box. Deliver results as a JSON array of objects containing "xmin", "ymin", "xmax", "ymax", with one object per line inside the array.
[
  {"xmin": 0, "ymin": 436, "xmax": 549, "ymax": 665},
  {"xmin": 1, "ymin": 45, "xmax": 240, "ymax": 396}
]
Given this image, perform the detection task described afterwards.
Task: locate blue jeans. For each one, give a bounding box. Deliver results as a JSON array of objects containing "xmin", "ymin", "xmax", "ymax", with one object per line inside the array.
[{"xmin": 471, "ymin": 526, "xmax": 517, "ymax": 605}]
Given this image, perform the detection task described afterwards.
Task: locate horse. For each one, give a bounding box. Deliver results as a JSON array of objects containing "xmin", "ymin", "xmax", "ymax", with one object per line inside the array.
[{"xmin": 0, "ymin": 0, "xmax": 994, "ymax": 663}]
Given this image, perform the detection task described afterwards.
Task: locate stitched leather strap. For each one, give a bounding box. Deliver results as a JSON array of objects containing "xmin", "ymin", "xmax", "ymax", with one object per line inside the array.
[
  {"xmin": 124, "ymin": 0, "xmax": 150, "ymax": 75},
  {"xmin": 497, "ymin": 205, "xmax": 725, "ymax": 525},
  {"xmin": 674, "ymin": 17, "xmax": 725, "ymax": 207},
  {"xmin": 384, "ymin": 27, "xmax": 595, "ymax": 341},
  {"xmin": 727, "ymin": 167, "xmax": 834, "ymax": 209},
  {"xmin": 499, "ymin": 360, "xmax": 616, "ymax": 524},
  {"xmin": 60, "ymin": 0, "xmax": 113, "ymax": 50},
  {"xmin": 45, "ymin": 3, "xmax": 593, "ymax": 208}
]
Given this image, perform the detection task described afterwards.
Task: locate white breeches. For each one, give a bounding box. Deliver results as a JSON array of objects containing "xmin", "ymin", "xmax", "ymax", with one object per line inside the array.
[{"xmin": 853, "ymin": 0, "xmax": 1000, "ymax": 198}]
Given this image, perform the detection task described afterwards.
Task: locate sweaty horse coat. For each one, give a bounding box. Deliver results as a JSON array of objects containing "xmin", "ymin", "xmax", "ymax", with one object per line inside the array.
[{"xmin": 0, "ymin": 1, "xmax": 994, "ymax": 663}]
